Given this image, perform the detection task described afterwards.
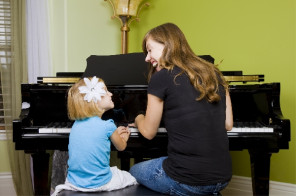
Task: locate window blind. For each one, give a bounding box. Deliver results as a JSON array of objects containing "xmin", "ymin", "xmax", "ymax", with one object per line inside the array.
[{"xmin": 0, "ymin": 0, "xmax": 11, "ymax": 133}]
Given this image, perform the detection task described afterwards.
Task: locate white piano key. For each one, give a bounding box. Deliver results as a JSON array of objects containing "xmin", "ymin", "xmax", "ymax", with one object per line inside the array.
[
  {"xmin": 158, "ymin": 127, "xmax": 167, "ymax": 132},
  {"xmin": 129, "ymin": 128, "xmax": 138, "ymax": 133},
  {"xmin": 264, "ymin": 128, "xmax": 273, "ymax": 132},
  {"xmin": 39, "ymin": 128, "xmax": 53, "ymax": 133},
  {"xmin": 38, "ymin": 127, "xmax": 71, "ymax": 133},
  {"xmin": 129, "ymin": 127, "xmax": 167, "ymax": 133},
  {"xmin": 230, "ymin": 127, "xmax": 241, "ymax": 132},
  {"xmin": 56, "ymin": 128, "xmax": 71, "ymax": 133},
  {"xmin": 253, "ymin": 128, "xmax": 264, "ymax": 132}
]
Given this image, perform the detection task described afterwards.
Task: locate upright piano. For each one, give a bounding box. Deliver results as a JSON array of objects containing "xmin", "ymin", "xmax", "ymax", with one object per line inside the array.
[{"xmin": 13, "ymin": 53, "xmax": 290, "ymax": 196}]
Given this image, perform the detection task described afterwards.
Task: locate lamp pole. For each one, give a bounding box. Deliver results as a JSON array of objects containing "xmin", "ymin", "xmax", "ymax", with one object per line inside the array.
[{"xmin": 120, "ymin": 16, "xmax": 129, "ymax": 54}]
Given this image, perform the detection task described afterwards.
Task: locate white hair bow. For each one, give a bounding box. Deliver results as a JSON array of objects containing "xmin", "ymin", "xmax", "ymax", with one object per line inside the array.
[{"xmin": 78, "ymin": 77, "xmax": 106, "ymax": 102}]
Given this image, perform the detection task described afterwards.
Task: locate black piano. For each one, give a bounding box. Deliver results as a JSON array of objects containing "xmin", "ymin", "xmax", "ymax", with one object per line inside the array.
[{"xmin": 13, "ymin": 53, "xmax": 290, "ymax": 196}]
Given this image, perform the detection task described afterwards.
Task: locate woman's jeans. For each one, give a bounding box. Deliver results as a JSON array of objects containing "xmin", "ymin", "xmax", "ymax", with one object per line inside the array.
[{"xmin": 129, "ymin": 157, "xmax": 229, "ymax": 196}]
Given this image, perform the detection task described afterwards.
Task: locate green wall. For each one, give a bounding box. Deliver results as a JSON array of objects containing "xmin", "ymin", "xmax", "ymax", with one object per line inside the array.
[
  {"xmin": 1, "ymin": 0, "xmax": 295, "ymax": 186},
  {"xmin": 0, "ymin": 140, "xmax": 11, "ymax": 172},
  {"xmin": 49, "ymin": 0, "xmax": 121, "ymax": 73}
]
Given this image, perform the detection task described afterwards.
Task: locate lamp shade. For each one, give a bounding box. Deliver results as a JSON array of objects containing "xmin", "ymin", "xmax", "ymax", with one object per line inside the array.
[
  {"xmin": 114, "ymin": 0, "xmax": 144, "ymax": 16},
  {"xmin": 128, "ymin": 0, "xmax": 144, "ymax": 16}
]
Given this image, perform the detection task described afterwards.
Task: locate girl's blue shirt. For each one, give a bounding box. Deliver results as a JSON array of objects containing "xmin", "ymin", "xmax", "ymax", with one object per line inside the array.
[{"xmin": 67, "ymin": 116, "xmax": 117, "ymax": 188}]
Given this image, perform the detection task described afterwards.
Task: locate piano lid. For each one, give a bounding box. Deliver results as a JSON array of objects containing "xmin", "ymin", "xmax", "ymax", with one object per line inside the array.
[
  {"xmin": 37, "ymin": 53, "xmax": 264, "ymax": 84},
  {"xmin": 82, "ymin": 53, "xmax": 218, "ymax": 85},
  {"xmin": 83, "ymin": 53, "xmax": 149, "ymax": 85}
]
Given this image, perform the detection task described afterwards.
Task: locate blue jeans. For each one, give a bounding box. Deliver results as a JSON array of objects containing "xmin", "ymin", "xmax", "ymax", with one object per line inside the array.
[{"xmin": 129, "ymin": 157, "xmax": 229, "ymax": 196}]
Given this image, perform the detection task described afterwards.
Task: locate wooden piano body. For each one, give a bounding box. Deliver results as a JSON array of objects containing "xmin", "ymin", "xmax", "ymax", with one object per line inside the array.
[{"xmin": 13, "ymin": 53, "xmax": 290, "ymax": 196}]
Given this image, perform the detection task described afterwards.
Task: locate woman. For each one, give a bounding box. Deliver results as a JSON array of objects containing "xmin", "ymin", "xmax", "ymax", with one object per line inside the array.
[{"xmin": 129, "ymin": 23, "xmax": 233, "ymax": 195}]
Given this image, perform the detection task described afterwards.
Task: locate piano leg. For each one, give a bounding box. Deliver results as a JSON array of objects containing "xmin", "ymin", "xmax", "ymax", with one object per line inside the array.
[
  {"xmin": 249, "ymin": 150, "xmax": 271, "ymax": 196},
  {"xmin": 32, "ymin": 152, "xmax": 51, "ymax": 195},
  {"xmin": 118, "ymin": 151, "xmax": 131, "ymax": 171},
  {"xmin": 120, "ymin": 157, "xmax": 130, "ymax": 171},
  {"xmin": 118, "ymin": 151, "xmax": 145, "ymax": 171}
]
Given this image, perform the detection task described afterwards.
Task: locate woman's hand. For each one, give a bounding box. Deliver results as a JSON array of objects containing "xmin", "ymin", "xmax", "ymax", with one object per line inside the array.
[
  {"xmin": 128, "ymin": 123, "xmax": 136, "ymax": 128},
  {"xmin": 135, "ymin": 114, "xmax": 145, "ymax": 128},
  {"xmin": 135, "ymin": 94, "xmax": 163, "ymax": 140}
]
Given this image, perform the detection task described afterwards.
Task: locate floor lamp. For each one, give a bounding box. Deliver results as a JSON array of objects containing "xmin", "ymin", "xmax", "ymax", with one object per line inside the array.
[{"xmin": 104, "ymin": 0, "xmax": 150, "ymax": 54}]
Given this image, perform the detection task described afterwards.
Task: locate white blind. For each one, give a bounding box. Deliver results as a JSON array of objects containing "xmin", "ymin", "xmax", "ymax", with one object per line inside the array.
[{"xmin": 0, "ymin": 0, "xmax": 11, "ymax": 132}]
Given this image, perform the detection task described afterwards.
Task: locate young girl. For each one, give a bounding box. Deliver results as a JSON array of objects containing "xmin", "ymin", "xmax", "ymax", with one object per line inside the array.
[{"xmin": 51, "ymin": 76, "xmax": 137, "ymax": 195}]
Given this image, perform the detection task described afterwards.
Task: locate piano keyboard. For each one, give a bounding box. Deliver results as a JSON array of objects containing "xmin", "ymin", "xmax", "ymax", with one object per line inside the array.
[
  {"xmin": 39, "ymin": 127, "xmax": 71, "ymax": 133},
  {"xmin": 38, "ymin": 127, "xmax": 167, "ymax": 134},
  {"xmin": 231, "ymin": 122, "xmax": 273, "ymax": 132},
  {"xmin": 38, "ymin": 122, "xmax": 72, "ymax": 134},
  {"xmin": 37, "ymin": 124, "xmax": 274, "ymax": 134},
  {"xmin": 129, "ymin": 127, "xmax": 167, "ymax": 135},
  {"xmin": 230, "ymin": 127, "xmax": 273, "ymax": 132},
  {"xmin": 129, "ymin": 127, "xmax": 273, "ymax": 134}
]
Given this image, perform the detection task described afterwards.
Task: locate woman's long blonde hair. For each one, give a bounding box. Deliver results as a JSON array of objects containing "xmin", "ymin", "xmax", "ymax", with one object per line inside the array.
[
  {"xmin": 143, "ymin": 23, "xmax": 228, "ymax": 103},
  {"xmin": 67, "ymin": 77, "xmax": 105, "ymax": 120}
]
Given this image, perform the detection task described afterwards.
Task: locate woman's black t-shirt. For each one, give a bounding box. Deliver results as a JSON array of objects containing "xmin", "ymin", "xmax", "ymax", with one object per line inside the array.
[{"xmin": 147, "ymin": 66, "xmax": 232, "ymax": 186}]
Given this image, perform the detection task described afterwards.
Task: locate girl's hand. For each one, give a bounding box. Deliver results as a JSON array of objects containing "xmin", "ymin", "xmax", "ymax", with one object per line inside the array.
[
  {"xmin": 117, "ymin": 126, "xmax": 128, "ymax": 135},
  {"xmin": 111, "ymin": 126, "xmax": 130, "ymax": 151},
  {"xmin": 117, "ymin": 126, "xmax": 130, "ymax": 142}
]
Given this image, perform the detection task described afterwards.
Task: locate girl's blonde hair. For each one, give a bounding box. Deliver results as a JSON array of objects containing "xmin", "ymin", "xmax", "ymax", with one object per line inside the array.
[
  {"xmin": 142, "ymin": 23, "xmax": 228, "ymax": 103},
  {"xmin": 67, "ymin": 77, "xmax": 105, "ymax": 120}
]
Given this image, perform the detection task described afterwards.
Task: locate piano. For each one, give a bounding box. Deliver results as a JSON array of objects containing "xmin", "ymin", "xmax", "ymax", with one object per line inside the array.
[{"xmin": 13, "ymin": 53, "xmax": 290, "ymax": 196}]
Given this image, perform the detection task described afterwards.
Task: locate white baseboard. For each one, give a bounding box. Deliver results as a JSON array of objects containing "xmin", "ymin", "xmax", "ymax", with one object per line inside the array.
[
  {"xmin": 0, "ymin": 172, "xmax": 17, "ymax": 196},
  {"xmin": 224, "ymin": 175, "xmax": 296, "ymax": 196},
  {"xmin": 1, "ymin": 173, "xmax": 295, "ymax": 196}
]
